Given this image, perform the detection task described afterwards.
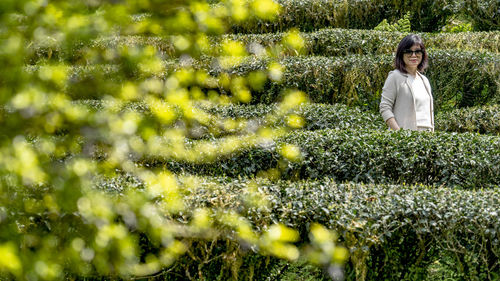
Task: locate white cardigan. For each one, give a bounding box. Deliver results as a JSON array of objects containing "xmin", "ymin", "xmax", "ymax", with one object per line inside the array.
[{"xmin": 379, "ymin": 69, "xmax": 434, "ymax": 131}]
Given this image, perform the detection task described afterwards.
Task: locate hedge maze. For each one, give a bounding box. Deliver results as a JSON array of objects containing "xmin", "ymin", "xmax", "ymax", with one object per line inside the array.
[
  {"xmin": 172, "ymin": 2, "xmax": 499, "ymax": 279},
  {"xmin": 86, "ymin": 4, "xmax": 499, "ymax": 281},
  {"xmin": 9, "ymin": 0, "xmax": 500, "ymax": 280}
]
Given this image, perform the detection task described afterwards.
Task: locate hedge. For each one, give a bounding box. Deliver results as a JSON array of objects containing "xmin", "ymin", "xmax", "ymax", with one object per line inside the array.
[
  {"xmin": 226, "ymin": 29, "xmax": 500, "ymax": 57},
  {"xmin": 225, "ymin": 0, "xmax": 499, "ymax": 33},
  {"xmin": 159, "ymin": 129, "xmax": 500, "ymax": 188},
  {"xmin": 28, "ymin": 29, "xmax": 500, "ymax": 63},
  {"xmin": 67, "ymin": 101, "xmax": 500, "ymax": 136},
  {"xmin": 193, "ymin": 178, "xmax": 500, "ymax": 280},
  {"xmin": 435, "ymin": 105, "xmax": 500, "ymax": 135},
  {"xmin": 45, "ymin": 50, "xmax": 499, "ymax": 111},
  {"xmin": 226, "ymin": 0, "xmax": 453, "ymax": 33},
  {"xmin": 461, "ymin": 0, "xmax": 500, "ymax": 31},
  {"xmin": 200, "ymin": 103, "xmax": 385, "ymax": 131},
  {"xmin": 217, "ymin": 51, "xmax": 500, "ymax": 112},
  {"xmin": 204, "ymin": 103, "xmax": 500, "ymax": 135},
  {"xmin": 98, "ymin": 175, "xmax": 500, "ymax": 280}
]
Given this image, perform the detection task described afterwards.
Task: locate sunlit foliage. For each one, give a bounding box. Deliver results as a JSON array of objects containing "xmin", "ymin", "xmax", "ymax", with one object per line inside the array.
[{"xmin": 0, "ymin": 0, "xmax": 346, "ymax": 280}]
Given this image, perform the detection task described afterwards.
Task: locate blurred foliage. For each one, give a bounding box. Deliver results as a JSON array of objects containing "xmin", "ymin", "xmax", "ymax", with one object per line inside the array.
[{"xmin": 0, "ymin": 0, "xmax": 348, "ymax": 280}]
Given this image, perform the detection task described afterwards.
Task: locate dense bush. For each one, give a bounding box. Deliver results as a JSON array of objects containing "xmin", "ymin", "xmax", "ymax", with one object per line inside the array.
[
  {"xmin": 461, "ymin": 0, "xmax": 500, "ymax": 31},
  {"xmin": 299, "ymin": 29, "xmax": 500, "ymax": 56},
  {"xmin": 205, "ymin": 103, "xmax": 500, "ymax": 135},
  {"xmin": 429, "ymin": 51, "xmax": 500, "ymax": 110},
  {"xmin": 226, "ymin": 0, "xmax": 499, "ymax": 33},
  {"xmin": 69, "ymin": 101, "xmax": 500, "ymax": 136},
  {"xmin": 226, "ymin": 0, "xmax": 457, "ymax": 33},
  {"xmin": 145, "ymin": 177, "xmax": 499, "ymax": 281},
  {"xmin": 159, "ymin": 129, "xmax": 500, "ymax": 188}
]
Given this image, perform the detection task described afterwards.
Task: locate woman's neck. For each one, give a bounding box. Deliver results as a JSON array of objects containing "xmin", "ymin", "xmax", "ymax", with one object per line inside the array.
[{"xmin": 407, "ymin": 67, "xmax": 417, "ymax": 76}]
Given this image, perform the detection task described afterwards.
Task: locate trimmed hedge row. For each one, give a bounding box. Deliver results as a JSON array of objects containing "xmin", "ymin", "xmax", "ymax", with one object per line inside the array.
[
  {"xmin": 160, "ymin": 129, "xmax": 500, "ymax": 188},
  {"xmin": 201, "ymin": 103, "xmax": 385, "ymax": 131},
  {"xmin": 227, "ymin": 29, "xmax": 500, "ymax": 56},
  {"xmin": 226, "ymin": 0, "xmax": 499, "ymax": 33},
  {"xmin": 204, "ymin": 103, "xmax": 500, "ymax": 135},
  {"xmin": 101, "ymin": 176, "xmax": 499, "ymax": 280},
  {"xmin": 218, "ymin": 51, "xmax": 499, "ymax": 111},
  {"xmin": 48, "ymin": 50, "xmax": 499, "ymax": 111},
  {"xmin": 71, "ymin": 101, "xmax": 500, "ymax": 135},
  {"xmin": 435, "ymin": 105, "xmax": 500, "ymax": 135},
  {"xmin": 179, "ymin": 178, "xmax": 500, "ymax": 281},
  {"xmin": 28, "ymin": 29, "xmax": 500, "ymax": 63}
]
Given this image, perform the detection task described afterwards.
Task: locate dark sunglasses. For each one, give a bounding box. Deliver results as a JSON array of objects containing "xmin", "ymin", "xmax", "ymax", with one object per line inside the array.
[{"xmin": 403, "ymin": 49, "xmax": 423, "ymax": 56}]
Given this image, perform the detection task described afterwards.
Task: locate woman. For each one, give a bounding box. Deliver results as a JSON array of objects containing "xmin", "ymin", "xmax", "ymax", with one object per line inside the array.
[{"xmin": 379, "ymin": 34, "xmax": 434, "ymax": 131}]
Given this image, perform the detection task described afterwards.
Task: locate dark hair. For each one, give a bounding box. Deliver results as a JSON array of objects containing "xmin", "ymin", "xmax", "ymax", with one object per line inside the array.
[{"xmin": 395, "ymin": 34, "xmax": 428, "ymax": 73}]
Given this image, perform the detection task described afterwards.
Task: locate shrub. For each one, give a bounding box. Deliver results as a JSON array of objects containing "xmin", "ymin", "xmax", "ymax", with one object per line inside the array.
[
  {"xmin": 226, "ymin": 0, "xmax": 498, "ymax": 33},
  {"xmin": 204, "ymin": 103, "xmax": 500, "ymax": 135},
  {"xmin": 461, "ymin": 0, "xmax": 500, "ymax": 31},
  {"xmin": 226, "ymin": 0, "xmax": 458, "ymax": 33},
  {"xmin": 159, "ymin": 129, "xmax": 500, "ymax": 188}
]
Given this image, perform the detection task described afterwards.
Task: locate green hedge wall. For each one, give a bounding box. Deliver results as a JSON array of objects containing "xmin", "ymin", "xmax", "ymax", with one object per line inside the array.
[
  {"xmin": 164, "ymin": 177, "xmax": 500, "ymax": 280},
  {"xmin": 70, "ymin": 101, "xmax": 500, "ymax": 135},
  {"xmin": 205, "ymin": 103, "xmax": 500, "ymax": 135},
  {"xmin": 51, "ymin": 51, "xmax": 499, "ymax": 111},
  {"xmin": 225, "ymin": 0, "xmax": 499, "ymax": 33},
  {"xmin": 226, "ymin": 29, "xmax": 500, "ymax": 56},
  {"xmin": 94, "ymin": 175, "xmax": 500, "ymax": 280},
  {"xmin": 435, "ymin": 105, "xmax": 500, "ymax": 135},
  {"xmin": 160, "ymin": 129, "xmax": 500, "ymax": 188},
  {"xmin": 219, "ymin": 51, "xmax": 499, "ymax": 111},
  {"xmin": 28, "ymin": 30, "xmax": 500, "ymax": 63}
]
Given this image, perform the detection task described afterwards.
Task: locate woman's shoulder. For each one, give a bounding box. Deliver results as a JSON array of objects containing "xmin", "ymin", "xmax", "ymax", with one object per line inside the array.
[
  {"xmin": 386, "ymin": 69, "xmax": 407, "ymax": 81},
  {"xmin": 389, "ymin": 69, "xmax": 406, "ymax": 76}
]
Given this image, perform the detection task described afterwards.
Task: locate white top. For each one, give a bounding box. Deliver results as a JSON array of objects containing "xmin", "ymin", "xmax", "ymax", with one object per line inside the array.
[{"xmin": 409, "ymin": 74, "xmax": 432, "ymax": 128}]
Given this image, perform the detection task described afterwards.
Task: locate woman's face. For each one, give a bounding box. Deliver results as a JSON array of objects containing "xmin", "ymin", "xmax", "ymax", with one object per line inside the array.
[{"xmin": 402, "ymin": 44, "xmax": 423, "ymax": 71}]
